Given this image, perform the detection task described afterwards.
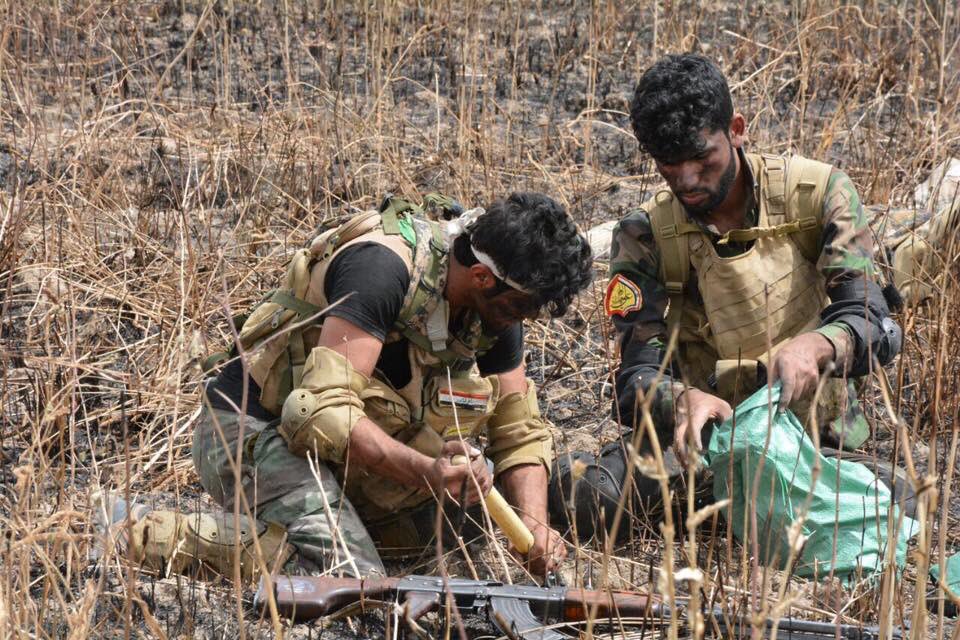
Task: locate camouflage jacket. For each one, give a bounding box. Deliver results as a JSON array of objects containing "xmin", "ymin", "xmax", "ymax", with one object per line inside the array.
[{"xmin": 608, "ymin": 150, "xmax": 898, "ymax": 436}]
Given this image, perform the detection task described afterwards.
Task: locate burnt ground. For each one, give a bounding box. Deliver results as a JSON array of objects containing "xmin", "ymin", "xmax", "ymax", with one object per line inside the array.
[{"xmin": 1, "ymin": 1, "xmax": 959, "ymax": 638}]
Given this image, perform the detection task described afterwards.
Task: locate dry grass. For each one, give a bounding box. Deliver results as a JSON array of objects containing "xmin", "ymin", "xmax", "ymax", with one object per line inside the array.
[{"xmin": 0, "ymin": 1, "xmax": 958, "ymax": 638}]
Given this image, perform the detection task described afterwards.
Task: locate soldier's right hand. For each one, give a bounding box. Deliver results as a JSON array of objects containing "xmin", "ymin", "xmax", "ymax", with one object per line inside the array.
[
  {"xmin": 425, "ymin": 441, "xmax": 493, "ymax": 506},
  {"xmin": 674, "ymin": 388, "xmax": 732, "ymax": 467}
]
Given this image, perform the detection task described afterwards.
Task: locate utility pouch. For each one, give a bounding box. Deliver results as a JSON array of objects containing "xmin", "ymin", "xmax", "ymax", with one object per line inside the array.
[
  {"xmin": 350, "ymin": 423, "xmax": 443, "ymax": 514},
  {"xmin": 350, "ymin": 379, "xmax": 441, "ymax": 514},
  {"xmin": 361, "ymin": 379, "xmax": 413, "ymax": 437},
  {"xmin": 711, "ymin": 359, "xmax": 766, "ymax": 403}
]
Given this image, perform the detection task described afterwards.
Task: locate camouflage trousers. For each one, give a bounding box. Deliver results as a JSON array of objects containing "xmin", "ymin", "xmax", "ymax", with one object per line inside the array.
[
  {"xmin": 192, "ymin": 402, "xmax": 385, "ymax": 577},
  {"xmin": 192, "ymin": 401, "xmax": 487, "ymax": 579}
]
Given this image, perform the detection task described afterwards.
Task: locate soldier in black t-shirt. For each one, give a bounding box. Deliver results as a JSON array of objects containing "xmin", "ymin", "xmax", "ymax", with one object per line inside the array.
[{"xmin": 104, "ymin": 192, "xmax": 593, "ymax": 583}]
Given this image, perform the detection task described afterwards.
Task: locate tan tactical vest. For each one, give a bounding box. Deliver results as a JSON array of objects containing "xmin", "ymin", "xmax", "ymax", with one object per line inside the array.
[
  {"xmin": 233, "ymin": 199, "xmax": 500, "ymax": 513},
  {"xmin": 647, "ymin": 153, "xmax": 834, "ymax": 402}
]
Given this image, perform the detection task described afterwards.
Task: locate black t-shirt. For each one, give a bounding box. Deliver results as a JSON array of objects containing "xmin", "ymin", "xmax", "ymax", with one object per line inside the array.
[{"xmin": 206, "ymin": 242, "xmax": 524, "ymax": 417}]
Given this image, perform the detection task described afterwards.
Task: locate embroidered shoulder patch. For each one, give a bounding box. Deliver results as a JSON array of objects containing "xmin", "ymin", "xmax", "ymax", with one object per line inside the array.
[{"xmin": 604, "ymin": 274, "xmax": 643, "ymax": 317}]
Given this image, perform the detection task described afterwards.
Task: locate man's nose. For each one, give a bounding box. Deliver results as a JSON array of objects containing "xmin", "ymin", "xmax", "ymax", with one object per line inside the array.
[{"xmin": 674, "ymin": 162, "xmax": 699, "ymax": 191}]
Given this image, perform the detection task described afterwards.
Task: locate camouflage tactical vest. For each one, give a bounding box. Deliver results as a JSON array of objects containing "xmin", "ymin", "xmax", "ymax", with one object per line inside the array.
[
  {"xmin": 645, "ymin": 154, "xmax": 866, "ymax": 445},
  {"xmin": 234, "ymin": 195, "xmax": 497, "ymax": 418}
]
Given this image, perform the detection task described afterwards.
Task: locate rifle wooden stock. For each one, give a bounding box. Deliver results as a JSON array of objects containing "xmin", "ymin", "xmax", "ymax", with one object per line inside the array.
[{"xmin": 262, "ymin": 576, "xmax": 399, "ymax": 620}]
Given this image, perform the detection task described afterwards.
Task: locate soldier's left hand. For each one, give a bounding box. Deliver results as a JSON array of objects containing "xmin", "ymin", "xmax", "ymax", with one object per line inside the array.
[
  {"xmin": 515, "ymin": 520, "xmax": 567, "ymax": 577},
  {"xmin": 769, "ymin": 332, "xmax": 836, "ymax": 412}
]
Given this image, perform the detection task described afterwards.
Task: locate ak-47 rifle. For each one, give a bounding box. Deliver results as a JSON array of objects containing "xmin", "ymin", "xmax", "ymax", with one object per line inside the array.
[{"xmin": 254, "ymin": 574, "xmax": 901, "ymax": 639}]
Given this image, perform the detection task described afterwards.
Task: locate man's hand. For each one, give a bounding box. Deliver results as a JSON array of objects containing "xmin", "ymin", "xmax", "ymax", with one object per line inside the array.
[
  {"xmin": 768, "ymin": 332, "xmax": 835, "ymax": 413},
  {"xmin": 425, "ymin": 441, "xmax": 493, "ymax": 506},
  {"xmin": 674, "ymin": 388, "xmax": 733, "ymax": 466},
  {"xmin": 516, "ymin": 519, "xmax": 567, "ymax": 577}
]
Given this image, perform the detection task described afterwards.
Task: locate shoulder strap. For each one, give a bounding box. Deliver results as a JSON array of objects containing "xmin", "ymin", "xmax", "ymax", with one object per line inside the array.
[
  {"xmin": 380, "ymin": 194, "xmax": 422, "ymax": 233},
  {"xmin": 648, "ymin": 190, "xmax": 700, "ymax": 329},
  {"xmin": 784, "ymin": 155, "xmax": 833, "ymax": 263},
  {"xmin": 396, "ymin": 217, "xmax": 446, "ymax": 342},
  {"xmin": 421, "ymin": 192, "xmax": 464, "ymax": 220},
  {"xmin": 722, "ymin": 155, "xmax": 832, "ymax": 263},
  {"xmin": 312, "ymin": 209, "xmax": 382, "ymax": 261}
]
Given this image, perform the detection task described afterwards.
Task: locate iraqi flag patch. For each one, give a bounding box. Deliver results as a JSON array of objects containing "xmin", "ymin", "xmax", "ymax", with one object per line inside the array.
[
  {"xmin": 439, "ymin": 388, "xmax": 490, "ymax": 411},
  {"xmin": 604, "ymin": 274, "xmax": 643, "ymax": 317}
]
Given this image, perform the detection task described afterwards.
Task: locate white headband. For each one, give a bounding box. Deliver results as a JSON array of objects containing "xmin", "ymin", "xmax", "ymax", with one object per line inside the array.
[{"xmin": 445, "ymin": 207, "xmax": 533, "ymax": 294}]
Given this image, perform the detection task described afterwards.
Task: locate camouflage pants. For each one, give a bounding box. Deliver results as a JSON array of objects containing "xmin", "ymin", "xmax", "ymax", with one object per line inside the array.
[
  {"xmin": 191, "ymin": 402, "xmax": 385, "ymax": 577},
  {"xmin": 192, "ymin": 401, "xmax": 487, "ymax": 578}
]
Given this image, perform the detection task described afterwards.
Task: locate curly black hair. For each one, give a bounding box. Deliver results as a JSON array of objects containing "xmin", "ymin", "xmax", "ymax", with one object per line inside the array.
[
  {"xmin": 630, "ymin": 53, "xmax": 733, "ymax": 162},
  {"xmin": 452, "ymin": 192, "xmax": 593, "ymax": 317}
]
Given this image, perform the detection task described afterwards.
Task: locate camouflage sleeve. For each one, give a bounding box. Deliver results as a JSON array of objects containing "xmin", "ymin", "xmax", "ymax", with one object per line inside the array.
[
  {"xmin": 814, "ymin": 170, "xmax": 900, "ymax": 375},
  {"xmin": 817, "ymin": 169, "xmax": 876, "ymax": 286},
  {"xmin": 606, "ymin": 209, "xmax": 683, "ymax": 438}
]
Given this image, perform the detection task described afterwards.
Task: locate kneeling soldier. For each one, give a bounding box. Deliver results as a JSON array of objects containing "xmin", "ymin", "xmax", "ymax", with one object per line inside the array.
[{"xmin": 118, "ymin": 192, "xmax": 593, "ymax": 581}]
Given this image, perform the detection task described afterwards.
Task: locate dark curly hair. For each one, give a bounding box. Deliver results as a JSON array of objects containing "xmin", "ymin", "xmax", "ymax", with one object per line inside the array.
[
  {"xmin": 452, "ymin": 192, "xmax": 593, "ymax": 317},
  {"xmin": 630, "ymin": 54, "xmax": 733, "ymax": 162}
]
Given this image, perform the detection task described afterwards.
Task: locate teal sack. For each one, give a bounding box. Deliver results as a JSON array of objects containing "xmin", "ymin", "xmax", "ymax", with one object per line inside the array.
[
  {"xmin": 931, "ymin": 552, "xmax": 960, "ymax": 592},
  {"xmin": 706, "ymin": 383, "xmax": 917, "ymax": 579}
]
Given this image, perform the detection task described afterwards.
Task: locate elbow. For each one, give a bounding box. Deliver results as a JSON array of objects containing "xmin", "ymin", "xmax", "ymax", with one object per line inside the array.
[{"xmin": 874, "ymin": 316, "xmax": 902, "ymax": 367}]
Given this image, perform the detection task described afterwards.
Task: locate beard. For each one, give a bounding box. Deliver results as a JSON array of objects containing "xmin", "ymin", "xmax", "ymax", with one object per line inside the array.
[{"xmin": 677, "ymin": 146, "xmax": 737, "ymax": 217}]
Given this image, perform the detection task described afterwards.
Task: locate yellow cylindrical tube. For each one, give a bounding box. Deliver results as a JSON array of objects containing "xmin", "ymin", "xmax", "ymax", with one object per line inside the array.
[
  {"xmin": 483, "ymin": 485, "xmax": 534, "ymax": 554},
  {"xmin": 452, "ymin": 455, "xmax": 534, "ymax": 554}
]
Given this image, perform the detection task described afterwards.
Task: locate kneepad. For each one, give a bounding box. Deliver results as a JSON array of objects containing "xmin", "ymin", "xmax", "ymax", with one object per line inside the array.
[{"xmin": 129, "ymin": 510, "xmax": 292, "ymax": 582}]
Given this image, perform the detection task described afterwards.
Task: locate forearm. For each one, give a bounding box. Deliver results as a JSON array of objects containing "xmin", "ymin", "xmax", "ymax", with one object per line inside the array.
[
  {"xmin": 820, "ymin": 278, "xmax": 901, "ymax": 376},
  {"xmin": 345, "ymin": 418, "xmax": 433, "ymax": 489},
  {"xmin": 499, "ymin": 463, "xmax": 549, "ymax": 527}
]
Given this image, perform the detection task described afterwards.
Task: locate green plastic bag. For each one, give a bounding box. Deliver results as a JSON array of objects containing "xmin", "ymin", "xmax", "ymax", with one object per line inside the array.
[
  {"xmin": 930, "ymin": 553, "xmax": 960, "ymax": 617},
  {"xmin": 931, "ymin": 553, "xmax": 960, "ymax": 593},
  {"xmin": 706, "ymin": 383, "xmax": 917, "ymax": 579}
]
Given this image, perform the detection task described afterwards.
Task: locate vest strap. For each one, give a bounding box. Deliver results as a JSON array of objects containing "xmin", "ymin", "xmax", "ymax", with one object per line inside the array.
[
  {"xmin": 785, "ymin": 157, "xmax": 833, "ymax": 263},
  {"xmin": 660, "ymin": 222, "xmax": 702, "ymax": 238},
  {"xmin": 716, "ymin": 216, "xmax": 819, "ymax": 245},
  {"xmin": 649, "ymin": 193, "xmax": 692, "ymax": 330},
  {"xmin": 319, "ymin": 210, "xmax": 381, "ymax": 261},
  {"xmin": 265, "ymin": 290, "xmax": 323, "ymax": 392},
  {"xmin": 762, "ymin": 154, "xmax": 787, "ymax": 217},
  {"xmin": 396, "ymin": 218, "xmax": 450, "ymax": 350},
  {"xmin": 268, "ymin": 290, "xmax": 322, "ymax": 318}
]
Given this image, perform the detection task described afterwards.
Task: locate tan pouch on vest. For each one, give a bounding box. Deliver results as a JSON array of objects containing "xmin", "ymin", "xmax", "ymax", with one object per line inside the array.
[
  {"xmin": 350, "ymin": 423, "xmax": 446, "ymax": 515},
  {"xmin": 362, "ymin": 378, "xmax": 413, "ymax": 436},
  {"xmin": 714, "ymin": 359, "xmax": 761, "ymax": 402},
  {"xmin": 348, "ymin": 379, "xmax": 443, "ymax": 514}
]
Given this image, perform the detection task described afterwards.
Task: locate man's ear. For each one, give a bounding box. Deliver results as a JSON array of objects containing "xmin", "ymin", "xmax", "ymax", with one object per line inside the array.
[
  {"xmin": 470, "ymin": 264, "xmax": 497, "ymax": 291},
  {"xmin": 729, "ymin": 113, "xmax": 746, "ymax": 148}
]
